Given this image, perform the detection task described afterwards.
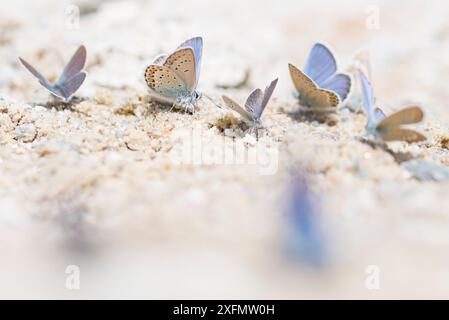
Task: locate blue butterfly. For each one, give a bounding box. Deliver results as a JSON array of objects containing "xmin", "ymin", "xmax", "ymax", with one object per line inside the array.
[
  {"xmin": 221, "ymin": 78, "xmax": 278, "ymax": 139},
  {"xmin": 289, "ymin": 43, "xmax": 351, "ymax": 109},
  {"xmin": 19, "ymin": 45, "xmax": 87, "ymax": 102}
]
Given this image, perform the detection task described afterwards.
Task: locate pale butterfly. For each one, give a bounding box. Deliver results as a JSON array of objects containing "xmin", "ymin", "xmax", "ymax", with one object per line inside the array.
[
  {"xmin": 221, "ymin": 78, "xmax": 278, "ymax": 140},
  {"xmin": 345, "ymin": 48, "xmax": 371, "ymax": 113},
  {"xmin": 359, "ymin": 70, "xmax": 426, "ymax": 143},
  {"xmin": 19, "ymin": 45, "xmax": 87, "ymax": 103},
  {"xmin": 289, "ymin": 43, "xmax": 351, "ymax": 110},
  {"xmin": 145, "ymin": 37, "xmax": 203, "ymax": 112}
]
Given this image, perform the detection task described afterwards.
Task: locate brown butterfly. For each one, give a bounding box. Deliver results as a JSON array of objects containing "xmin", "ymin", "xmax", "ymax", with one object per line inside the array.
[{"xmin": 144, "ymin": 37, "xmax": 202, "ymax": 112}]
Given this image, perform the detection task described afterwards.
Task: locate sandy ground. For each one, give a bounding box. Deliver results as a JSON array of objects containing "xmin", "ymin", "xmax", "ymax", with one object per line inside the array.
[{"xmin": 1, "ymin": 0, "xmax": 449, "ymax": 299}]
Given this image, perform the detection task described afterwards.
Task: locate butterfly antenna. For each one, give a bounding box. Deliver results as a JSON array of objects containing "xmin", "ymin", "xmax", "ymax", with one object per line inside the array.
[
  {"xmin": 268, "ymin": 111, "xmax": 286, "ymax": 116},
  {"xmin": 202, "ymin": 93, "xmax": 224, "ymax": 109},
  {"xmin": 169, "ymin": 102, "xmax": 176, "ymax": 113}
]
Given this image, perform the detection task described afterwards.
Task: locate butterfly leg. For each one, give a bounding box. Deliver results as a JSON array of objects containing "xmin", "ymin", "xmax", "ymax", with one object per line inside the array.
[
  {"xmin": 202, "ymin": 93, "xmax": 223, "ymax": 109},
  {"xmin": 183, "ymin": 102, "xmax": 191, "ymax": 114},
  {"xmin": 190, "ymin": 104, "xmax": 196, "ymax": 117},
  {"xmin": 246, "ymin": 125, "xmax": 258, "ymax": 141},
  {"xmin": 254, "ymin": 120, "xmax": 262, "ymax": 141},
  {"xmin": 168, "ymin": 101, "xmax": 177, "ymax": 113},
  {"xmin": 169, "ymin": 95, "xmax": 184, "ymax": 113},
  {"xmin": 182, "ymin": 100, "xmax": 195, "ymax": 115}
]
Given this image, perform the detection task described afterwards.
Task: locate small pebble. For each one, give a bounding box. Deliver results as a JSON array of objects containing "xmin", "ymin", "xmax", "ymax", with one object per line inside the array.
[
  {"xmin": 14, "ymin": 124, "xmax": 37, "ymax": 143},
  {"xmin": 224, "ymin": 128, "xmax": 235, "ymax": 137}
]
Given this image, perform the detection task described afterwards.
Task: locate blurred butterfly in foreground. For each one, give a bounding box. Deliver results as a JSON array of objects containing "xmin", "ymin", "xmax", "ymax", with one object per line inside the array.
[
  {"xmin": 221, "ymin": 78, "xmax": 278, "ymax": 140},
  {"xmin": 286, "ymin": 175, "xmax": 326, "ymax": 267},
  {"xmin": 289, "ymin": 43, "xmax": 351, "ymax": 110},
  {"xmin": 359, "ymin": 70, "xmax": 426, "ymax": 143},
  {"xmin": 19, "ymin": 45, "xmax": 87, "ymax": 103},
  {"xmin": 145, "ymin": 37, "xmax": 203, "ymax": 113}
]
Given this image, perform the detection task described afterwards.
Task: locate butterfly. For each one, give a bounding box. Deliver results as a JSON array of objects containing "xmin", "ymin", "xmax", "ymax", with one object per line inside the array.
[
  {"xmin": 359, "ymin": 70, "xmax": 426, "ymax": 143},
  {"xmin": 345, "ymin": 48, "xmax": 372, "ymax": 113},
  {"xmin": 286, "ymin": 175, "xmax": 326, "ymax": 267},
  {"xmin": 288, "ymin": 43, "xmax": 351, "ymax": 110},
  {"xmin": 19, "ymin": 45, "xmax": 87, "ymax": 102},
  {"xmin": 221, "ymin": 78, "xmax": 278, "ymax": 140},
  {"xmin": 145, "ymin": 37, "xmax": 203, "ymax": 112}
]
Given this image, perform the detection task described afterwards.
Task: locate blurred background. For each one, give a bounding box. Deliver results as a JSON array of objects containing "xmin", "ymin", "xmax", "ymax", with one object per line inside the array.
[{"xmin": 0, "ymin": 0, "xmax": 449, "ymax": 298}]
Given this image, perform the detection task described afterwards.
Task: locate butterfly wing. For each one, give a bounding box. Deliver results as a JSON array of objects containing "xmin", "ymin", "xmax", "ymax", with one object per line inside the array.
[
  {"xmin": 244, "ymin": 88, "xmax": 263, "ymax": 117},
  {"xmin": 376, "ymin": 106, "xmax": 423, "ymax": 128},
  {"xmin": 145, "ymin": 65, "xmax": 191, "ymax": 98},
  {"xmin": 177, "ymin": 37, "xmax": 203, "ymax": 86},
  {"xmin": 58, "ymin": 45, "xmax": 86, "ymax": 84},
  {"xmin": 19, "ymin": 57, "xmax": 66, "ymax": 97},
  {"xmin": 288, "ymin": 176, "xmax": 325, "ymax": 266},
  {"xmin": 377, "ymin": 127, "xmax": 426, "ymax": 143},
  {"xmin": 222, "ymin": 95, "xmax": 253, "ymax": 122},
  {"xmin": 304, "ymin": 43, "xmax": 337, "ymax": 86},
  {"xmin": 376, "ymin": 107, "xmax": 425, "ymax": 142},
  {"xmin": 19, "ymin": 57, "xmax": 52, "ymax": 86},
  {"xmin": 251, "ymin": 78, "xmax": 278, "ymax": 120},
  {"xmin": 358, "ymin": 70, "xmax": 377, "ymax": 126},
  {"xmin": 289, "ymin": 63, "xmax": 339, "ymax": 108},
  {"xmin": 152, "ymin": 54, "xmax": 168, "ymax": 65},
  {"xmin": 163, "ymin": 48, "xmax": 196, "ymax": 92},
  {"xmin": 319, "ymin": 73, "xmax": 351, "ymax": 102},
  {"xmin": 56, "ymin": 71, "xmax": 86, "ymax": 101}
]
